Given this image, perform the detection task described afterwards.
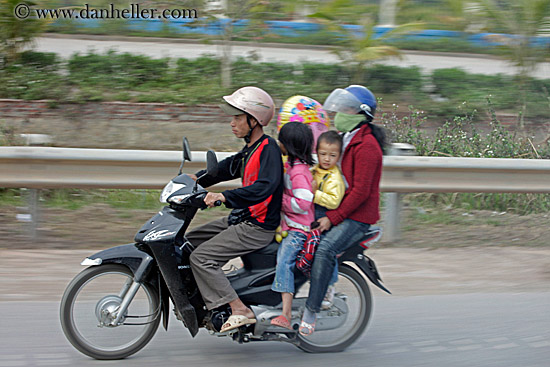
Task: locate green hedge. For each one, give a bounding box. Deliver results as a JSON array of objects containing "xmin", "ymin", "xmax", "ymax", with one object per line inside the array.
[
  {"xmin": 1, "ymin": 50, "xmax": 549, "ymax": 121},
  {"xmin": 432, "ymin": 68, "xmax": 550, "ymax": 118}
]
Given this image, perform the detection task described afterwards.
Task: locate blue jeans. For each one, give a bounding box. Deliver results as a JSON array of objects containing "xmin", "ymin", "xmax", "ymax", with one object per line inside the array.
[
  {"xmin": 314, "ymin": 204, "xmax": 327, "ymax": 221},
  {"xmin": 272, "ymin": 230, "xmax": 308, "ymax": 294},
  {"xmin": 314, "ymin": 205, "xmax": 338, "ymax": 286},
  {"xmin": 306, "ymin": 219, "xmax": 371, "ymax": 313}
]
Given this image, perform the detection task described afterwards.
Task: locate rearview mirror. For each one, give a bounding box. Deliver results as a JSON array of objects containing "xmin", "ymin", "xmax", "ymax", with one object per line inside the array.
[
  {"xmin": 206, "ymin": 150, "xmax": 218, "ymax": 177},
  {"xmin": 183, "ymin": 137, "xmax": 192, "ymax": 162},
  {"xmin": 178, "ymin": 137, "xmax": 192, "ymax": 175}
]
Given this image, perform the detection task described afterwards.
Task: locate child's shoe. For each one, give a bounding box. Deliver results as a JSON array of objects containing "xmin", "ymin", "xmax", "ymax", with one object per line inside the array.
[{"xmin": 321, "ymin": 284, "xmax": 336, "ymax": 310}]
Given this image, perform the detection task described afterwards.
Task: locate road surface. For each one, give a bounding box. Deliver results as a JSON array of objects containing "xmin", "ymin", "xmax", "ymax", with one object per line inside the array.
[
  {"xmin": 1, "ymin": 248, "xmax": 549, "ymax": 366},
  {"xmin": 33, "ymin": 35, "xmax": 550, "ymax": 79},
  {"xmin": 0, "ymin": 294, "xmax": 549, "ymax": 367}
]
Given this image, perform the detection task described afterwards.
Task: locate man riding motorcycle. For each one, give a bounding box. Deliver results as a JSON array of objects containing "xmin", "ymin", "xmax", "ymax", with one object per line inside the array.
[{"xmin": 187, "ymin": 86, "xmax": 284, "ymax": 333}]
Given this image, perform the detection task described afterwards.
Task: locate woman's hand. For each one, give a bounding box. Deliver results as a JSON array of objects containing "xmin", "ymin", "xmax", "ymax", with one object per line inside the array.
[
  {"xmin": 317, "ymin": 216, "xmax": 332, "ymax": 232},
  {"xmin": 204, "ymin": 192, "xmax": 225, "ymax": 207}
]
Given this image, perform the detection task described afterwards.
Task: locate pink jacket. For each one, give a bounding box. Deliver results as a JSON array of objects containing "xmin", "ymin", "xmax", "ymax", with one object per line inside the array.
[{"xmin": 281, "ymin": 160, "xmax": 315, "ymax": 234}]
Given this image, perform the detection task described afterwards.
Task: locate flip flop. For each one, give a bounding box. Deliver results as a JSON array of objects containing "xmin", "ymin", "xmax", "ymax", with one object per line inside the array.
[
  {"xmin": 299, "ymin": 320, "xmax": 315, "ymax": 336},
  {"xmin": 220, "ymin": 314, "xmax": 256, "ymax": 333},
  {"xmin": 270, "ymin": 315, "xmax": 292, "ymax": 330}
]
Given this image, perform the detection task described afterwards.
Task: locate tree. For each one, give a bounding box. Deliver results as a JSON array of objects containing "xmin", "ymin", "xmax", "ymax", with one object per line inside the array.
[
  {"xmin": 209, "ymin": 0, "xmax": 257, "ymax": 88},
  {"xmin": 309, "ymin": 1, "xmax": 423, "ymax": 83},
  {"xmin": 476, "ymin": 0, "xmax": 550, "ymax": 127},
  {"xmin": 0, "ymin": 0, "xmax": 49, "ymax": 64},
  {"xmin": 477, "ymin": 0, "xmax": 550, "ymax": 78},
  {"xmin": 191, "ymin": 0, "xmax": 289, "ymax": 88}
]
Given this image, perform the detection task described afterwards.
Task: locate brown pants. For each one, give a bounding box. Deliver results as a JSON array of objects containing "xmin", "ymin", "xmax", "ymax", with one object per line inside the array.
[{"xmin": 187, "ymin": 217, "xmax": 275, "ymax": 310}]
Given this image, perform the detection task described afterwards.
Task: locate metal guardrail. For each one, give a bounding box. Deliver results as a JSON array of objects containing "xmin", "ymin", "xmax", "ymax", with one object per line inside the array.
[
  {"xmin": 0, "ymin": 147, "xmax": 238, "ymax": 189},
  {"xmin": 381, "ymin": 155, "xmax": 550, "ymax": 194},
  {"xmin": 2, "ymin": 147, "xmax": 550, "ymax": 193},
  {"xmin": 3, "ymin": 146, "xmax": 550, "ymax": 243}
]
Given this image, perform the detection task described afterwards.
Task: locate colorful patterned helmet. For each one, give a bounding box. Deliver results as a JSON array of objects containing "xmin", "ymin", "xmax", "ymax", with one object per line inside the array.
[{"xmin": 277, "ymin": 95, "xmax": 330, "ymax": 152}]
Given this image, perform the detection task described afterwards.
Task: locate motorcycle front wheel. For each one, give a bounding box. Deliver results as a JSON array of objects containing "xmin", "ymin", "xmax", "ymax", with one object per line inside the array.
[
  {"xmin": 296, "ymin": 264, "xmax": 372, "ymax": 353},
  {"xmin": 60, "ymin": 264, "xmax": 161, "ymax": 360}
]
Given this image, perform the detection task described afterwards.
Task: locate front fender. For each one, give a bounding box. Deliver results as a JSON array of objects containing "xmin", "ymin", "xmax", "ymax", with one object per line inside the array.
[
  {"xmin": 83, "ymin": 243, "xmax": 171, "ymax": 330},
  {"xmin": 83, "ymin": 243, "xmax": 154, "ymax": 281}
]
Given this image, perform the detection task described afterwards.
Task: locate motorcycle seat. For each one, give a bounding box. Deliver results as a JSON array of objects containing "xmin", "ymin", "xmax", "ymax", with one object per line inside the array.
[
  {"xmin": 249, "ymin": 240, "xmax": 279, "ymax": 256},
  {"xmin": 241, "ymin": 240, "xmax": 279, "ymax": 270}
]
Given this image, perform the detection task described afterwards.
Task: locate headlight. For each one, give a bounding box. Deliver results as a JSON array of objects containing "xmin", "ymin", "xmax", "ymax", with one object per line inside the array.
[
  {"xmin": 160, "ymin": 181, "xmax": 187, "ymax": 203},
  {"xmin": 167, "ymin": 194, "xmax": 191, "ymax": 204}
]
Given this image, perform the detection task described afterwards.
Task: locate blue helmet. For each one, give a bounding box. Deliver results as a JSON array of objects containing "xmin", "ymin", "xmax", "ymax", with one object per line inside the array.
[{"xmin": 323, "ymin": 84, "xmax": 376, "ymax": 118}]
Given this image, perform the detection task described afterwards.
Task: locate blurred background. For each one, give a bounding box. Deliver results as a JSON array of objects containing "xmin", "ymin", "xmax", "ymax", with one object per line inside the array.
[
  {"xmin": 1, "ymin": 0, "xmax": 550, "ymax": 248},
  {"xmin": 0, "ymin": 1, "xmax": 549, "ymax": 366}
]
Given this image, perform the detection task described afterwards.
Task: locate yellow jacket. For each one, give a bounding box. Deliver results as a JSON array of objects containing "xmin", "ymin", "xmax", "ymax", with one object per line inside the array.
[{"xmin": 312, "ymin": 164, "xmax": 345, "ymax": 210}]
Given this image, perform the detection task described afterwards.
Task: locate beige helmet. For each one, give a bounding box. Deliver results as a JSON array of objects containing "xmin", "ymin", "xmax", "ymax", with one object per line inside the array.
[{"xmin": 221, "ymin": 86, "xmax": 275, "ymax": 126}]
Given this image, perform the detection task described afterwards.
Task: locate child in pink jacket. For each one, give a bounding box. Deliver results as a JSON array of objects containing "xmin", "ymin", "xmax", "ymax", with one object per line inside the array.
[{"xmin": 271, "ymin": 122, "xmax": 315, "ymax": 330}]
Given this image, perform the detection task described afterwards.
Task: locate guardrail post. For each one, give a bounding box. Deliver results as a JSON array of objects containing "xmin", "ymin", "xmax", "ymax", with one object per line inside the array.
[
  {"xmin": 383, "ymin": 143, "xmax": 416, "ymax": 243},
  {"xmin": 20, "ymin": 134, "xmax": 52, "ymax": 240},
  {"xmin": 28, "ymin": 188, "xmax": 40, "ymax": 240}
]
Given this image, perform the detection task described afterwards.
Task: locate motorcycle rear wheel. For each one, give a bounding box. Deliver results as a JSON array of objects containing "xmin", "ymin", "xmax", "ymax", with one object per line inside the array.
[
  {"xmin": 60, "ymin": 264, "xmax": 161, "ymax": 360},
  {"xmin": 296, "ymin": 264, "xmax": 372, "ymax": 353}
]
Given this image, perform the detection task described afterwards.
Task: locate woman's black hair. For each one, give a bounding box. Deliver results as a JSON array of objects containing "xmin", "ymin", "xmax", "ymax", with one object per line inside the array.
[
  {"xmin": 278, "ymin": 122, "xmax": 314, "ymax": 166},
  {"xmin": 316, "ymin": 130, "xmax": 343, "ymax": 154},
  {"xmin": 359, "ymin": 113, "xmax": 387, "ymax": 155}
]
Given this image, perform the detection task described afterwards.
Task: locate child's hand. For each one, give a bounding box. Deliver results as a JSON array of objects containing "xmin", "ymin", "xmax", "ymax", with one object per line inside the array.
[{"xmin": 312, "ymin": 179, "xmax": 317, "ymax": 191}]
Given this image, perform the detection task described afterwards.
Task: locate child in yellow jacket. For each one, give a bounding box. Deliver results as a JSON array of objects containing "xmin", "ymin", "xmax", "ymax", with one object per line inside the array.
[
  {"xmin": 311, "ymin": 131, "xmax": 345, "ymax": 309},
  {"xmin": 312, "ymin": 131, "xmax": 345, "ymax": 219}
]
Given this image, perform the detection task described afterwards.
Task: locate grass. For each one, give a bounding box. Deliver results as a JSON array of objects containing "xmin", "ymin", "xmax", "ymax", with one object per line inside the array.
[
  {"xmin": 405, "ymin": 209, "xmax": 505, "ymax": 228},
  {"xmin": 0, "ymin": 189, "xmax": 24, "ymax": 206},
  {"xmin": 40, "ymin": 189, "xmax": 165, "ymax": 210},
  {"xmin": 403, "ymin": 192, "xmax": 550, "ymax": 216},
  {"xmin": 2, "ymin": 188, "xmax": 547, "ymax": 248},
  {"xmin": 0, "ymin": 187, "xmax": 231, "ymax": 218},
  {"xmin": 0, "ymin": 188, "xmax": 168, "ymax": 211}
]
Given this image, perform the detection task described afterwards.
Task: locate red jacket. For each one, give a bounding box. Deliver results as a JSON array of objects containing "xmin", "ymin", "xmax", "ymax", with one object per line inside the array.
[{"xmin": 326, "ymin": 124, "xmax": 382, "ymax": 226}]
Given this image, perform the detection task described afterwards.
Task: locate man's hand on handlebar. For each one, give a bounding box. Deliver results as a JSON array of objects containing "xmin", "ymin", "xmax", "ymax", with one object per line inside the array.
[
  {"xmin": 188, "ymin": 174, "xmax": 198, "ymax": 181},
  {"xmin": 204, "ymin": 192, "xmax": 225, "ymax": 208}
]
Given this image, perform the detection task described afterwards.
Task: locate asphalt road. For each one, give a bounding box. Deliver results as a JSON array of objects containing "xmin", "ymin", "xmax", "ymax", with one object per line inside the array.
[
  {"xmin": 1, "ymin": 292, "xmax": 549, "ymax": 367},
  {"xmin": 33, "ymin": 35, "xmax": 550, "ymax": 79}
]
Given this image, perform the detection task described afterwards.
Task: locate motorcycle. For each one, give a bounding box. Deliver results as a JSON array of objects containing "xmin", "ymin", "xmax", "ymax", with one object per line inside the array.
[{"xmin": 59, "ymin": 138, "xmax": 390, "ymax": 360}]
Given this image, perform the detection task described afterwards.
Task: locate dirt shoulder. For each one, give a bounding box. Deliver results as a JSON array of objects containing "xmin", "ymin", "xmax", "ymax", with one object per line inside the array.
[
  {"xmin": 1, "ymin": 204, "xmax": 549, "ymax": 301},
  {"xmin": 1, "ymin": 246, "xmax": 549, "ymax": 303},
  {"xmin": 1, "ymin": 204, "xmax": 549, "ymax": 249}
]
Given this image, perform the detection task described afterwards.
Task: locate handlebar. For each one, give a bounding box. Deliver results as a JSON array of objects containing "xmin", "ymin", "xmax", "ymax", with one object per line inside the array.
[{"xmin": 189, "ymin": 192, "xmax": 222, "ymax": 209}]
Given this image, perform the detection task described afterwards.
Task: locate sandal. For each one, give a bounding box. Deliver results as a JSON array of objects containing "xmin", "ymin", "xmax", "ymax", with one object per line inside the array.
[
  {"xmin": 220, "ymin": 314, "xmax": 256, "ymax": 333},
  {"xmin": 270, "ymin": 315, "xmax": 292, "ymax": 330},
  {"xmin": 299, "ymin": 320, "xmax": 316, "ymax": 336}
]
